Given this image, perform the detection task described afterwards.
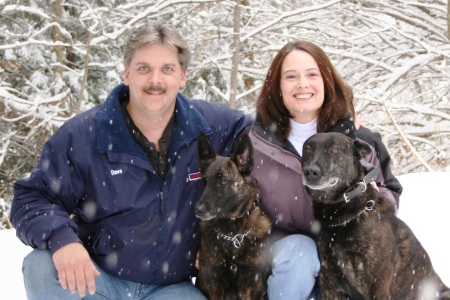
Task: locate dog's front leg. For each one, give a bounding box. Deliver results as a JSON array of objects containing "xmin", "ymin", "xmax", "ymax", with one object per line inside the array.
[{"xmin": 319, "ymin": 271, "xmax": 348, "ymax": 300}]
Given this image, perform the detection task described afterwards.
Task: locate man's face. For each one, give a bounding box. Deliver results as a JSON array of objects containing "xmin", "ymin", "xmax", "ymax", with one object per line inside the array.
[{"xmin": 124, "ymin": 43, "xmax": 187, "ymax": 120}]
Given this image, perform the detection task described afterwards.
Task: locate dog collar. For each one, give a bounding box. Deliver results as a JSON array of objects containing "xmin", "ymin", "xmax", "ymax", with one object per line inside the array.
[
  {"xmin": 332, "ymin": 161, "xmax": 380, "ymax": 204},
  {"xmin": 233, "ymin": 197, "xmax": 260, "ymax": 219},
  {"xmin": 215, "ymin": 228, "xmax": 252, "ymax": 249}
]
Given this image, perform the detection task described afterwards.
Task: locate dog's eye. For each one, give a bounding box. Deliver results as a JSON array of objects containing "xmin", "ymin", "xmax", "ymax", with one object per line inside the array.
[
  {"xmin": 303, "ymin": 145, "xmax": 311, "ymax": 155},
  {"xmin": 330, "ymin": 147, "xmax": 340, "ymax": 154},
  {"xmin": 201, "ymin": 178, "xmax": 208, "ymax": 186}
]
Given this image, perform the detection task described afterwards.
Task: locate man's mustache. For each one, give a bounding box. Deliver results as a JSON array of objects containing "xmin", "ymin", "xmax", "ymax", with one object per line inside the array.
[{"xmin": 142, "ymin": 84, "xmax": 166, "ymax": 93}]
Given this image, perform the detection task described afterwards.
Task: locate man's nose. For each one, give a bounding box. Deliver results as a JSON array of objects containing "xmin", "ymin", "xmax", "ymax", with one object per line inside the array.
[{"xmin": 148, "ymin": 71, "xmax": 161, "ymax": 84}]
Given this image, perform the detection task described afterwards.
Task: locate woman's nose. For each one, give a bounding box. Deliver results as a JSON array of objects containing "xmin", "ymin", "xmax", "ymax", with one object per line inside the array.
[{"xmin": 298, "ymin": 76, "xmax": 308, "ymax": 88}]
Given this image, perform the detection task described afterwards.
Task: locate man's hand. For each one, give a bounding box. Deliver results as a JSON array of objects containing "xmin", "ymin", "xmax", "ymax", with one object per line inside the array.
[{"xmin": 52, "ymin": 242, "xmax": 101, "ymax": 297}]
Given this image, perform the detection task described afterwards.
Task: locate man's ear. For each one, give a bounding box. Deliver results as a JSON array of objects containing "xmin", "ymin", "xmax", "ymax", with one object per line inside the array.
[
  {"xmin": 180, "ymin": 68, "xmax": 187, "ymax": 89},
  {"xmin": 353, "ymin": 140, "xmax": 372, "ymax": 159},
  {"xmin": 124, "ymin": 66, "xmax": 130, "ymax": 86},
  {"xmin": 231, "ymin": 134, "xmax": 254, "ymax": 176}
]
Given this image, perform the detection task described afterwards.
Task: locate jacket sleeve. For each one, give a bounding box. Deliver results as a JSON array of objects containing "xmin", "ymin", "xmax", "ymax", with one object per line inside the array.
[
  {"xmin": 10, "ymin": 124, "xmax": 83, "ymax": 254},
  {"xmin": 193, "ymin": 100, "xmax": 254, "ymax": 156},
  {"xmin": 357, "ymin": 126, "xmax": 403, "ymax": 208}
]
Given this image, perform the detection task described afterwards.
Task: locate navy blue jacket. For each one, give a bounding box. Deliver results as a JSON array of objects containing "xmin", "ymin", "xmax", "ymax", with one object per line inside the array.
[{"xmin": 11, "ymin": 84, "xmax": 252, "ymax": 285}]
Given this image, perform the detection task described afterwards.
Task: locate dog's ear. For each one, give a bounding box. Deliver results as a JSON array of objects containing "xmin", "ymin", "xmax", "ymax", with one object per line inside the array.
[
  {"xmin": 231, "ymin": 133, "xmax": 254, "ymax": 176},
  {"xmin": 353, "ymin": 139, "xmax": 372, "ymax": 159},
  {"xmin": 197, "ymin": 131, "xmax": 216, "ymax": 174}
]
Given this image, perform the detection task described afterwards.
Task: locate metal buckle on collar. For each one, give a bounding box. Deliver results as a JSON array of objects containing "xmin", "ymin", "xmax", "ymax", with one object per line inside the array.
[
  {"xmin": 343, "ymin": 181, "xmax": 367, "ymax": 203},
  {"xmin": 343, "ymin": 193, "xmax": 350, "ymax": 203},
  {"xmin": 365, "ymin": 200, "xmax": 375, "ymax": 211},
  {"xmin": 359, "ymin": 180, "xmax": 367, "ymax": 192}
]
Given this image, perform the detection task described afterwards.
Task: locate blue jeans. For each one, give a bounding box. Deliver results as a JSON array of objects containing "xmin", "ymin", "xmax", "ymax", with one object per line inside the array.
[
  {"xmin": 268, "ymin": 234, "xmax": 321, "ymax": 300},
  {"xmin": 22, "ymin": 249, "xmax": 206, "ymax": 300}
]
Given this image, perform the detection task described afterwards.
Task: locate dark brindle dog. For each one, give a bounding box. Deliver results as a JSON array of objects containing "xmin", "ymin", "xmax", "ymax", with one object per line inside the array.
[
  {"xmin": 302, "ymin": 132, "xmax": 450, "ymax": 300},
  {"xmin": 194, "ymin": 131, "xmax": 271, "ymax": 300}
]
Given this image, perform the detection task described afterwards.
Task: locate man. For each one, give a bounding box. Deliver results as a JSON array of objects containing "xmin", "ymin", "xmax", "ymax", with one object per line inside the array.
[{"xmin": 11, "ymin": 20, "xmax": 252, "ymax": 299}]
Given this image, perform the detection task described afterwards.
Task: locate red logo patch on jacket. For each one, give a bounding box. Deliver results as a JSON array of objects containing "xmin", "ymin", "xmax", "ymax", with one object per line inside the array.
[{"xmin": 188, "ymin": 172, "xmax": 202, "ymax": 181}]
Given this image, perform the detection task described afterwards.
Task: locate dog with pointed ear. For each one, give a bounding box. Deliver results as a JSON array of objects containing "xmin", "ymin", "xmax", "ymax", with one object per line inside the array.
[
  {"xmin": 194, "ymin": 131, "xmax": 271, "ymax": 300},
  {"xmin": 197, "ymin": 131, "xmax": 254, "ymax": 180}
]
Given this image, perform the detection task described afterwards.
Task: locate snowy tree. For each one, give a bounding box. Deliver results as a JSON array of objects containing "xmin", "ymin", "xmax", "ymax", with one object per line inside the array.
[{"xmin": 1, "ymin": 0, "xmax": 449, "ymax": 228}]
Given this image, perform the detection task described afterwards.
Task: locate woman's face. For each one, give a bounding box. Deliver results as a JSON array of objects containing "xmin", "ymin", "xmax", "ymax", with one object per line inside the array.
[{"xmin": 280, "ymin": 49, "xmax": 325, "ymax": 124}]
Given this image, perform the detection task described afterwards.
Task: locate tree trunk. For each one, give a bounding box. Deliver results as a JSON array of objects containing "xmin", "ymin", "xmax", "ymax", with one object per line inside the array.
[
  {"xmin": 229, "ymin": 0, "xmax": 241, "ymax": 109},
  {"xmin": 448, "ymin": 0, "xmax": 450, "ymax": 40},
  {"xmin": 51, "ymin": 0, "xmax": 63, "ymax": 81}
]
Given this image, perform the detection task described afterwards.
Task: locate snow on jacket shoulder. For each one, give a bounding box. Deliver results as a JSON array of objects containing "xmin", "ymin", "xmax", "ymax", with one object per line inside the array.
[{"xmin": 11, "ymin": 83, "xmax": 252, "ymax": 285}]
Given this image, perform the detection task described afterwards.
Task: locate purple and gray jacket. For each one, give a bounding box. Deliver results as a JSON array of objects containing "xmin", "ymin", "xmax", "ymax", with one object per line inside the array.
[{"xmin": 248, "ymin": 115, "xmax": 403, "ymax": 240}]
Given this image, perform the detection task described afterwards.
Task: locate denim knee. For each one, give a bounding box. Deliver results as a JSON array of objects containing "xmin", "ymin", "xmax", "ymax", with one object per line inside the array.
[
  {"xmin": 272, "ymin": 234, "xmax": 320, "ymax": 273},
  {"xmin": 23, "ymin": 249, "xmax": 74, "ymax": 300},
  {"xmin": 23, "ymin": 249, "xmax": 58, "ymax": 283},
  {"xmin": 268, "ymin": 234, "xmax": 320, "ymax": 300}
]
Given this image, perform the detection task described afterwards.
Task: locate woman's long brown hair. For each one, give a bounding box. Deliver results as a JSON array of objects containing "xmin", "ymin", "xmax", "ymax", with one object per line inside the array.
[{"xmin": 256, "ymin": 40, "xmax": 355, "ymax": 139}]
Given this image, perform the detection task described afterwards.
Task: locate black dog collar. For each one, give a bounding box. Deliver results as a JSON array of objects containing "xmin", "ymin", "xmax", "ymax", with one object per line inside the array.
[
  {"xmin": 233, "ymin": 197, "xmax": 260, "ymax": 219},
  {"xmin": 331, "ymin": 161, "xmax": 381, "ymax": 204}
]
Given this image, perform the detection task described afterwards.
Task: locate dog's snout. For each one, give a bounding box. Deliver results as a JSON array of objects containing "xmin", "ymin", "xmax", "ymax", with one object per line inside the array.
[
  {"xmin": 195, "ymin": 203, "xmax": 206, "ymax": 217},
  {"xmin": 303, "ymin": 165, "xmax": 321, "ymax": 180}
]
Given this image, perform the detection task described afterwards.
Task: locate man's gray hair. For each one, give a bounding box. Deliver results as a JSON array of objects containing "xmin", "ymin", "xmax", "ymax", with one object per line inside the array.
[{"xmin": 123, "ymin": 20, "xmax": 191, "ymax": 69}]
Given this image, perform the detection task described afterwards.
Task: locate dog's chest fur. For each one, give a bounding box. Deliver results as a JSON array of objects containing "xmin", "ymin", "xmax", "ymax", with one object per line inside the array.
[
  {"xmin": 315, "ymin": 193, "xmax": 399, "ymax": 296},
  {"xmin": 302, "ymin": 132, "xmax": 450, "ymax": 299},
  {"xmin": 197, "ymin": 208, "xmax": 271, "ymax": 300},
  {"xmin": 200, "ymin": 208, "xmax": 270, "ymax": 266}
]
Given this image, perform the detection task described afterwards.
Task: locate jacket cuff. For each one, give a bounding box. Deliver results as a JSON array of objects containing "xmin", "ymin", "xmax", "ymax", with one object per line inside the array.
[{"xmin": 48, "ymin": 226, "xmax": 82, "ymax": 255}]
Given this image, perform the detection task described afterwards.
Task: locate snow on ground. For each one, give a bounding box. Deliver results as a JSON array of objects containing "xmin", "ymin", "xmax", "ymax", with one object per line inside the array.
[{"xmin": 1, "ymin": 172, "xmax": 449, "ymax": 299}]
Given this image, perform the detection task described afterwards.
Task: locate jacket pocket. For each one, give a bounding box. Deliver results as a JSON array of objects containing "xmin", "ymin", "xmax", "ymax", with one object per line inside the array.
[
  {"xmin": 78, "ymin": 222, "xmax": 125, "ymax": 256},
  {"xmin": 89, "ymin": 227, "xmax": 125, "ymax": 256}
]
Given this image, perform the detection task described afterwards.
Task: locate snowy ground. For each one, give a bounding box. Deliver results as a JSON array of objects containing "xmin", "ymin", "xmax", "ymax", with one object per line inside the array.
[{"xmin": 1, "ymin": 172, "xmax": 449, "ymax": 299}]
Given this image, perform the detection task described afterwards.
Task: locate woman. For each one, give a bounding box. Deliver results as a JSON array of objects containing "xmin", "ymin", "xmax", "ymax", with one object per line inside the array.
[{"xmin": 249, "ymin": 40, "xmax": 403, "ymax": 299}]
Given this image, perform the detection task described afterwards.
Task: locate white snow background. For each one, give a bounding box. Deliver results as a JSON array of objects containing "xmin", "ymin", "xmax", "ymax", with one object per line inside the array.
[{"xmin": 1, "ymin": 172, "xmax": 449, "ymax": 299}]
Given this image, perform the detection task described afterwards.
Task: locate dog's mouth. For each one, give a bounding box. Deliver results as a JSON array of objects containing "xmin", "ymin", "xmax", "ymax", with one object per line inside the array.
[
  {"xmin": 303, "ymin": 177, "xmax": 339, "ymax": 190},
  {"xmin": 195, "ymin": 213, "xmax": 216, "ymax": 221}
]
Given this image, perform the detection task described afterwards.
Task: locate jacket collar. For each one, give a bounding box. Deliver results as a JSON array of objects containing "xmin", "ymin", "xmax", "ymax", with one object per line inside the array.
[
  {"xmin": 252, "ymin": 114, "xmax": 357, "ymax": 154},
  {"xmin": 96, "ymin": 84, "xmax": 211, "ymax": 162},
  {"xmin": 252, "ymin": 115, "xmax": 293, "ymax": 150}
]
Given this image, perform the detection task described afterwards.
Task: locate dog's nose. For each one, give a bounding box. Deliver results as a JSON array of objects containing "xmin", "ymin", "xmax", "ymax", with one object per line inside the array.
[
  {"xmin": 303, "ymin": 165, "xmax": 321, "ymax": 180},
  {"xmin": 195, "ymin": 203, "xmax": 206, "ymax": 217}
]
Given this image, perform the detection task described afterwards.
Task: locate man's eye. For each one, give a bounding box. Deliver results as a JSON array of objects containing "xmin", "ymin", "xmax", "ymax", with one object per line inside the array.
[
  {"xmin": 138, "ymin": 66, "xmax": 149, "ymax": 72},
  {"xmin": 163, "ymin": 66, "xmax": 173, "ymax": 72}
]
